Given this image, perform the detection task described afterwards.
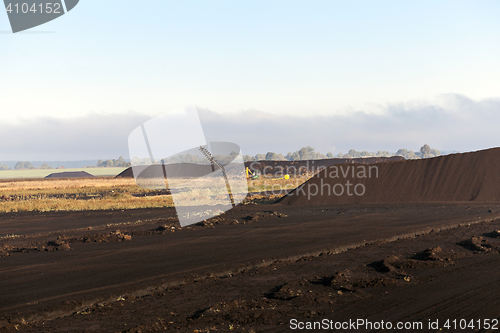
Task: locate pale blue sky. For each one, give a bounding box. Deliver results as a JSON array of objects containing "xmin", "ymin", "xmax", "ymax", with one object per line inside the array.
[
  {"xmin": 2, "ymin": 0, "xmax": 499, "ymax": 120},
  {"xmin": 1, "ymin": 1, "xmax": 499, "ymax": 159}
]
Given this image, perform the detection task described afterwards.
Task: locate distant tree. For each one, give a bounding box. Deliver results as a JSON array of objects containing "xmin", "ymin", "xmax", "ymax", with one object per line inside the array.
[
  {"xmin": 419, "ymin": 144, "xmax": 440, "ymax": 159},
  {"xmin": 396, "ymin": 149, "xmax": 419, "ymax": 159},
  {"xmin": 97, "ymin": 157, "xmax": 132, "ymax": 167},
  {"xmin": 130, "ymin": 157, "xmax": 141, "ymax": 166},
  {"xmin": 266, "ymin": 152, "xmax": 275, "ymax": 161},
  {"xmin": 396, "ymin": 149, "xmax": 408, "ymax": 156},
  {"xmin": 114, "ymin": 156, "xmax": 132, "ymax": 167},
  {"xmin": 243, "ymin": 155, "xmax": 256, "ymax": 162},
  {"xmin": 347, "ymin": 149, "xmax": 360, "ymax": 158},
  {"xmin": 431, "ymin": 148, "xmax": 440, "ymax": 156},
  {"xmin": 298, "ymin": 146, "xmax": 316, "ymax": 160},
  {"xmin": 255, "ymin": 154, "xmax": 265, "ymax": 161},
  {"xmin": 326, "ymin": 152, "xmax": 334, "ymax": 158},
  {"xmin": 15, "ymin": 161, "xmax": 35, "ymax": 170},
  {"xmin": 97, "ymin": 160, "xmax": 114, "ymax": 167},
  {"xmin": 360, "ymin": 151, "xmax": 374, "ymax": 157},
  {"xmin": 0, "ymin": 165, "xmax": 11, "ymax": 170},
  {"xmin": 407, "ymin": 151, "xmax": 419, "ymax": 159},
  {"xmin": 285, "ymin": 151, "xmax": 299, "ymax": 161},
  {"xmin": 376, "ymin": 151, "xmax": 392, "ymax": 157},
  {"xmin": 420, "ymin": 144, "xmax": 432, "ymax": 158},
  {"xmin": 116, "ymin": 156, "xmax": 126, "ymax": 166},
  {"xmin": 141, "ymin": 157, "xmax": 153, "ymax": 165},
  {"xmin": 265, "ymin": 152, "xmax": 286, "ymax": 161},
  {"xmin": 276, "ymin": 153, "xmax": 287, "ymax": 160},
  {"xmin": 314, "ymin": 152, "xmax": 328, "ymax": 159},
  {"xmin": 38, "ymin": 163, "xmax": 52, "ymax": 169},
  {"xmin": 285, "ymin": 146, "xmax": 331, "ymax": 160}
]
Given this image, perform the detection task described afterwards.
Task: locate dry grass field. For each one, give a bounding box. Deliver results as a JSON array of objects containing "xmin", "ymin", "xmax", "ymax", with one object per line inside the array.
[
  {"xmin": 0, "ymin": 178, "xmax": 171, "ymax": 213},
  {"xmin": 0, "ymin": 175, "xmax": 307, "ymax": 213}
]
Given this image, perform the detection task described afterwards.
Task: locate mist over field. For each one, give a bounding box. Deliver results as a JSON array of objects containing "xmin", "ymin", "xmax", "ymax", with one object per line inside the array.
[{"xmin": 1, "ymin": 94, "xmax": 499, "ymax": 161}]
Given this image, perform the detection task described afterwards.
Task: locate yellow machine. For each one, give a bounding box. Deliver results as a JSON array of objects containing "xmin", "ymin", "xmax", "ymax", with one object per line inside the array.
[{"xmin": 245, "ymin": 167, "xmax": 260, "ymax": 180}]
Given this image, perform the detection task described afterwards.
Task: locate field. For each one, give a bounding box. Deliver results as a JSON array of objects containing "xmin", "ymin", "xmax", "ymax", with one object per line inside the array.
[
  {"xmin": 0, "ymin": 167, "xmax": 126, "ymax": 180},
  {"xmin": 1, "ymin": 151, "xmax": 500, "ymax": 332},
  {"xmin": 0, "ymin": 176, "xmax": 304, "ymax": 214}
]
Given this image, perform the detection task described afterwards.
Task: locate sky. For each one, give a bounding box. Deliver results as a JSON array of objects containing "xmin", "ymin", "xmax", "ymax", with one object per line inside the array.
[{"xmin": 1, "ymin": 1, "xmax": 500, "ymax": 160}]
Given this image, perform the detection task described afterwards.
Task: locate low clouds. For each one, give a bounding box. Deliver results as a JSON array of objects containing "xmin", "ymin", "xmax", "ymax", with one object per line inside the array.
[
  {"xmin": 199, "ymin": 94, "xmax": 500, "ymax": 156},
  {"xmin": 0, "ymin": 113, "xmax": 151, "ymax": 161},
  {"xmin": 1, "ymin": 94, "xmax": 499, "ymax": 161}
]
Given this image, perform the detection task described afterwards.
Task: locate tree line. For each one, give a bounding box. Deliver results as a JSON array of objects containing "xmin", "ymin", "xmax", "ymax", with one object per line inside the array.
[
  {"xmin": 0, "ymin": 157, "xmax": 132, "ymax": 170},
  {"xmin": 96, "ymin": 156, "xmax": 131, "ymax": 168},
  {"xmin": 0, "ymin": 162, "xmax": 54, "ymax": 170},
  {"xmin": 0, "ymin": 146, "xmax": 441, "ymax": 171},
  {"xmin": 243, "ymin": 144, "xmax": 440, "ymax": 161}
]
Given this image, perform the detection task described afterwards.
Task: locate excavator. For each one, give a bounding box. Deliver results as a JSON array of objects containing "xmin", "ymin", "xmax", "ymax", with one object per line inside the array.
[
  {"xmin": 245, "ymin": 167, "xmax": 290, "ymax": 180},
  {"xmin": 245, "ymin": 167, "xmax": 260, "ymax": 180}
]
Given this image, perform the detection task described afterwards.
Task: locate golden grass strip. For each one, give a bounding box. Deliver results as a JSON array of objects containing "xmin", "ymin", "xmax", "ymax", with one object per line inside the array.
[
  {"xmin": 0, "ymin": 176, "xmax": 307, "ymax": 213},
  {"xmin": 0, "ymin": 178, "xmax": 138, "ymax": 192},
  {"xmin": 0, "ymin": 195, "xmax": 174, "ymax": 213}
]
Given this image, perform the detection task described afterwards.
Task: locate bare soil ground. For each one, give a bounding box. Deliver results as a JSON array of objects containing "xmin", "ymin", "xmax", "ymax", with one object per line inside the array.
[{"xmin": 1, "ymin": 202, "xmax": 500, "ymax": 332}]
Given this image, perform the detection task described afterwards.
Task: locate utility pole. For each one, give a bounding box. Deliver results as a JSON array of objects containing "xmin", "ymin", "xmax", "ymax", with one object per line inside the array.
[{"xmin": 199, "ymin": 146, "xmax": 235, "ymax": 207}]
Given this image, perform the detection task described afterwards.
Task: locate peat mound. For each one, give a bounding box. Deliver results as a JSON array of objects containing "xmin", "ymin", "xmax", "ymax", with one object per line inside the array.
[
  {"xmin": 245, "ymin": 156, "xmax": 403, "ymax": 177},
  {"xmin": 116, "ymin": 157, "xmax": 404, "ymax": 179},
  {"xmin": 115, "ymin": 163, "xmax": 214, "ymax": 179},
  {"xmin": 45, "ymin": 171, "xmax": 94, "ymax": 178},
  {"xmin": 281, "ymin": 148, "xmax": 500, "ymax": 205}
]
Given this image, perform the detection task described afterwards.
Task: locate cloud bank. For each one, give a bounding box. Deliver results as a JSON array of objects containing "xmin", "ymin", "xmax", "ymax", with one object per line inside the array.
[
  {"xmin": 1, "ymin": 94, "xmax": 499, "ymax": 161},
  {"xmin": 199, "ymin": 94, "xmax": 500, "ymax": 156}
]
